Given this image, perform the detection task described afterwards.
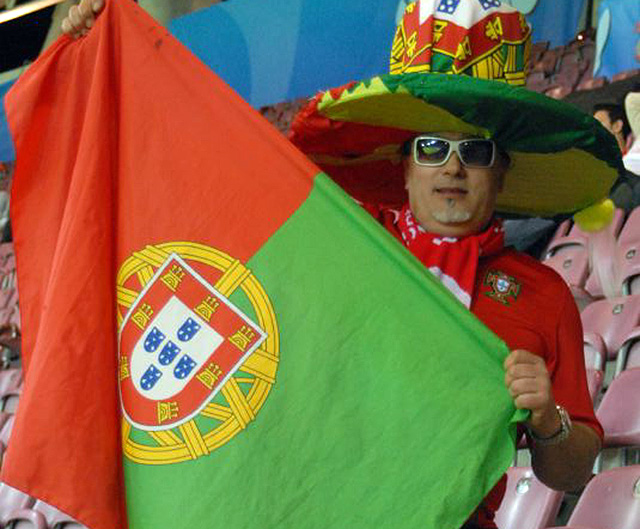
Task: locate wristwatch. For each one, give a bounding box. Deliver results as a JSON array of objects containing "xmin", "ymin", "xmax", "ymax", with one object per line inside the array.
[{"xmin": 529, "ymin": 405, "xmax": 572, "ymax": 446}]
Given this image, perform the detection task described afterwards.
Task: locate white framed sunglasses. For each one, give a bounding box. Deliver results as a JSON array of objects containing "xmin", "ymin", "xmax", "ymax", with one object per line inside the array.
[{"xmin": 412, "ymin": 136, "xmax": 496, "ymax": 168}]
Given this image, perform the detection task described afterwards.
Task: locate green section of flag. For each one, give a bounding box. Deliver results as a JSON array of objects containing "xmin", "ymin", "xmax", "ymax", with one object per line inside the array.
[{"xmin": 124, "ymin": 173, "xmax": 524, "ymax": 529}]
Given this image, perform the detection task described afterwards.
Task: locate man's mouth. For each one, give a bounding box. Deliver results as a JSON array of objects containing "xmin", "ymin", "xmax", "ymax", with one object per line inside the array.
[{"xmin": 434, "ymin": 187, "xmax": 468, "ymax": 197}]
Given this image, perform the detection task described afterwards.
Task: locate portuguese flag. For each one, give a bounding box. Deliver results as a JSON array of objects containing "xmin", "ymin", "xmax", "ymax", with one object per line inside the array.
[{"xmin": 3, "ymin": 1, "xmax": 524, "ymax": 528}]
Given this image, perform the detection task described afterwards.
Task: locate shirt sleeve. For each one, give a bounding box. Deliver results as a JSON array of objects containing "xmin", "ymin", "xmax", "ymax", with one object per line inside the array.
[{"xmin": 548, "ymin": 285, "xmax": 604, "ymax": 440}]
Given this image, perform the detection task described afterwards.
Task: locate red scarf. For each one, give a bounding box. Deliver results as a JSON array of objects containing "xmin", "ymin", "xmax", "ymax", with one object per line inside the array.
[{"xmin": 396, "ymin": 204, "xmax": 505, "ymax": 308}]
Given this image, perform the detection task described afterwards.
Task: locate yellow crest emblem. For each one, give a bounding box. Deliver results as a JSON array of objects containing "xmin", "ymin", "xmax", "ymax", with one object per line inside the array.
[{"xmin": 116, "ymin": 242, "xmax": 279, "ymax": 465}]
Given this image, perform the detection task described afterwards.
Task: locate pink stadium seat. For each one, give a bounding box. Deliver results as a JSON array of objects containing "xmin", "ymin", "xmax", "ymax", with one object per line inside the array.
[
  {"xmin": 583, "ymin": 333, "xmax": 606, "ymax": 370},
  {"xmin": 580, "ymin": 296, "xmax": 640, "ymax": 360},
  {"xmin": 3, "ymin": 508, "xmax": 47, "ymax": 529},
  {"xmin": 32, "ymin": 499, "xmax": 89, "ymax": 528},
  {"xmin": 0, "ymin": 413, "xmax": 15, "ymax": 447},
  {"xmin": 533, "ymin": 48, "xmax": 560, "ymax": 75},
  {"xmin": 544, "ymin": 220, "xmax": 571, "ymax": 251},
  {"xmin": 530, "ymin": 41, "xmax": 549, "ymax": 65},
  {"xmin": 542, "ymin": 245, "xmax": 589, "ymax": 289},
  {"xmin": 576, "ymin": 76, "xmax": 607, "ymax": 91},
  {"xmin": 579, "ymin": 41, "xmax": 595, "ymax": 64},
  {"xmin": 611, "ymin": 69, "xmax": 640, "ymax": 83},
  {"xmin": 556, "ymin": 465, "xmax": 640, "ymax": 529},
  {"xmin": 544, "ymin": 85, "xmax": 571, "ymax": 100},
  {"xmin": 526, "ymin": 70, "xmax": 550, "ymax": 93},
  {"xmin": 0, "ymin": 243, "xmax": 14, "ymax": 269},
  {"xmin": 1, "ymin": 390, "xmax": 21, "ymax": 414},
  {"xmin": 493, "ymin": 467, "xmax": 563, "ymax": 529},
  {"xmin": 0, "ymin": 368, "xmax": 22, "ymax": 396},
  {"xmin": 613, "ymin": 327, "xmax": 640, "ymax": 374},
  {"xmin": 0, "ymin": 483, "xmax": 35, "ymax": 526},
  {"xmin": 585, "ymin": 368, "xmax": 603, "ymax": 404},
  {"xmin": 618, "ymin": 208, "xmax": 640, "ymax": 247},
  {"xmin": 596, "ymin": 368, "xmax": 640, "ymax": 448}
]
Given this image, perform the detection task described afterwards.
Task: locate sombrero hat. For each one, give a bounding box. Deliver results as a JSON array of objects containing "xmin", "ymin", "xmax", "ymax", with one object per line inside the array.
[{"xmin": 289, "ymin": 0, "xmax": 623, "ymax": 220}]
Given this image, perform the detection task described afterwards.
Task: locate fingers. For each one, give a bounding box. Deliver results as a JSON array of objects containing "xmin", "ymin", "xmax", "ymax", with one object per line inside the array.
[
  {"xmin": 504, "ymin": 349, "xmax": 560, "ymax": 434},
  {"xmin": 61, "ymin": 0, "xmax": 105, "ymax": 38},
  {"xmin": 503, "ymin": 348, "xmax": 541, "ymax": 370}
]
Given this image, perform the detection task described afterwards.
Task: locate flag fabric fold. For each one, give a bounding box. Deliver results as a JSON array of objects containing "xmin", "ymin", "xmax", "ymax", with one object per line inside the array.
[{"xmin": 3, "ymin": 1, "xmax": 524, "ymax": 528}]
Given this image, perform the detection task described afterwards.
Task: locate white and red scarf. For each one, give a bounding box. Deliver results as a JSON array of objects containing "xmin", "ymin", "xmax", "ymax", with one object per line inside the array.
[{"xmin": 396, "ymin": 204, "xmax": 505, "ymax": 308}]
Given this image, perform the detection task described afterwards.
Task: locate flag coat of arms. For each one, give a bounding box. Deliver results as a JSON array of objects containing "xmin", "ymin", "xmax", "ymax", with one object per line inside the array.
[{"xmin": 3, "ymin": 1, "xmax": 524, "ymax": 528}]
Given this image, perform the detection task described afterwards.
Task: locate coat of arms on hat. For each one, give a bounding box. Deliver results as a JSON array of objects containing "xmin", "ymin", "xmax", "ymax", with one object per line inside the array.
[{"xmin": 483, "ymin": 269, "xmax": 520, "ymax": 305}]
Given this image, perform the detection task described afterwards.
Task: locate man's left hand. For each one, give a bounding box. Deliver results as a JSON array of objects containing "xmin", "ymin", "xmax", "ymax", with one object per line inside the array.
[{"xmin": 504, "ymin": 349, "xmax": 561, "ymax": 438}]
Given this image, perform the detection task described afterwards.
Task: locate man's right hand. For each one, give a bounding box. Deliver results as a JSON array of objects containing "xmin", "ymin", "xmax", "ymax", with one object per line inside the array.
[{"xmin": 61, "ymin": 0, "xmax": 105, "ymax": 38}]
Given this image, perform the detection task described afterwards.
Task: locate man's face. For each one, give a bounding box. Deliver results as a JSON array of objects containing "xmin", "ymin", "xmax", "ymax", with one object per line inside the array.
[
  {"xmin": 404, "ymin": 132, "xmax": 506, "ymax": 237},
  {"xmin": 594, "ymin": 109, "xmax": 622, "ymax": 136}
]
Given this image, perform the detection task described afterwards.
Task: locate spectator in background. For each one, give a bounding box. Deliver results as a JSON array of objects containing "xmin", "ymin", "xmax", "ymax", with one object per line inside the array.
[
  {"xmin": 592, "ymin": 101, "xmax": 640, "ymax": 211},
  {"xmin": 623, "ymin": 85, "xmax": 640, "ymax": 175},
  {"xmin": 593, "ymin": 102, "xmax": 631, "ymax": 155}
]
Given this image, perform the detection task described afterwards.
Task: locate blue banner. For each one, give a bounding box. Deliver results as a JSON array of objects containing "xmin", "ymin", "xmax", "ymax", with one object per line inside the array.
[
  {"xmin": 516, "ymin": 0, "xmax": 586, "ymax": 49},
  {"xmin": 594, "ymin": 0, "xmax": 640, "ymax": 79},
  {"xmin": 169, "ymin": 0, "xmax": 400, "ymax": 108},
  {"xmin": 170, "ymin": 0, "xmax": 591, "ymax": 108}
]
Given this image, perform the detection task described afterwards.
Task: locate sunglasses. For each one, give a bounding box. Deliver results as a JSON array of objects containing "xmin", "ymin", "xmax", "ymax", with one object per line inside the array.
[{"xmin": 412, "ymin": 136, "xmax": 496, "ymax": 168}]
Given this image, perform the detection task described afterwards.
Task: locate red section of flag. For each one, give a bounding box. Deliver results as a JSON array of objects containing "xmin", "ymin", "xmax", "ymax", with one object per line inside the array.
[{"xmin": 2, "ymin": 0, "xmax": 316, "ymax": 527}]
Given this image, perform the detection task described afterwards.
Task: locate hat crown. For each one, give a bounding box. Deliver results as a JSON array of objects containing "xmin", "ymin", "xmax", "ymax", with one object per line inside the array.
[{"xmin": 390, "ymin": 0, "xmax": 532, "ymax": 86}]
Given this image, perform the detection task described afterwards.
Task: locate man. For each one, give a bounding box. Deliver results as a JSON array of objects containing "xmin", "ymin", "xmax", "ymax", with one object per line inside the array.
[
  {"xmin": 61, "ymin": 1, "xmax": 615, "ymax": 528},
  {"xmin": 287, "ymin": 2, "xmax": 621, "ymax": 527},
  {"xmin": 592, "ymin": 101, "xmax": 640, "ymax": 210},
  {"xmin": 624, "ymin": 86, "xmax": 640, "ymax": 175},
  {"xmin": 593, "ymin": 102, "xmax": 631, "ymax": 155}
]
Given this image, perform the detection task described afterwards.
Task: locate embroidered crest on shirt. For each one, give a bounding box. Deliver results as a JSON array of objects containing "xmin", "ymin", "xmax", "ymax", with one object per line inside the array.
[{"xmin": 483, "ymin": 270, "xmax": 520, "ymax": 305}]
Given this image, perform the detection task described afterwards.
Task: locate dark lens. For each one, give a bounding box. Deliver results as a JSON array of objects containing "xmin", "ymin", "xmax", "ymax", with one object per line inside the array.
[
  {"xmin": 459, "ymin": 140, "xmax": 494, "ymax": 167},
  {"xmin": 415, "ymin": 138, "xmax": 450, "ymax": 164}
]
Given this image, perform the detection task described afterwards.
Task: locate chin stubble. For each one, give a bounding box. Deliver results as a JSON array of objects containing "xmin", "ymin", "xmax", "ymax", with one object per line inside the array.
[{"xmin": 432, "ymin": 199, "xmax": 473, "ymax": 224}]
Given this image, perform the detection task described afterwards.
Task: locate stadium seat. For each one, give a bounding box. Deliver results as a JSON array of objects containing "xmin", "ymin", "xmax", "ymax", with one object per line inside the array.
[
  {"xmin": 533, "ymin": 48, "xmax": 560, "ymax": 76},
  {"xmin": 3, "ymin": 508, "xmax": 47, "ymax": 529},
  {"xmin": 578, "ymin": 41, "xmax": 595, "ymax": 64},
  {"xmin": 0, "ymin": 413, "xmax": 15, "ymax": 447},
  {"xmin": 1, "ymin": 390, "xmax": 21, "ymax": 414},
  {"xmin": 544, "ymin": 85, "xmax": 571, "ymax": 100},
  {"xmin": 611, "ymin": 69, "xmax": 640, "ymax": 83},
  {"xmin": 544, "ymin": 219, "xmax": 572, "ymax": 249},
  {"xmin": 615, "ymin": 329, "xmax": 640, "ymax": 374},
  {"xmin": 583, "ymin": 333, "xmax": 606, "ymax": 370},
  {"xmin": 526, "ymin": 70, "xmax": 550, "ymax": 93},
  {"xmin": 31, "ymin": 499, "xmax": 89, "ymax": 528},
  {"xmin": 0, "ymin": 483, "xmax": 35, "ymax": 526},
  {"xmin": 596, "ymin": 368, "xmax": 640, "ymax": 451},
  {"xmin": 530, "ymin": 41, "xmax": 550, "ymax": 65},
  {"xmin": 585, "ymin": 368, "xmax": 604, "ymax": 405},
  {"xmin": 542, "ymin": 244, "xmax": 589, "ymax": 288},
  {"xmin": 0, "ymin": 368, "xmax": 22, "ymax": 396},
  {"xmin": 580, "ymin": 296, "xmax": 640, "ymax": 361},
  {"xmin": 576, "ymin": 76, "xmax": 607, "ymax": 91},
  {"xmin": 583, "ymin": 211, "xmax": 627, "ymax": 298},
  {"xmin": 618, "ymin": 207, "xmax": 640, "ymax": 247},
  {"xmin": 551, "ymin": 465, "xmax": 640, "ymax": 529},
  {"xmin": 493, "ymin": 466, "xmax": 563, "ymax": 529}
]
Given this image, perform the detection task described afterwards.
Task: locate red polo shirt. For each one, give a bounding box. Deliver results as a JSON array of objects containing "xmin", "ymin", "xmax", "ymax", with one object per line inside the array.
[{"xmin": 470, "ymin": 249, "xmax": 603, "ymax": 527}]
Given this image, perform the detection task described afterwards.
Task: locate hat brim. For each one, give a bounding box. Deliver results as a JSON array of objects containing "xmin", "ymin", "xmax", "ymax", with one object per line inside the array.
[{"xmin": 289, "ymin": 73, "xmax": 623, "ymax": 217}]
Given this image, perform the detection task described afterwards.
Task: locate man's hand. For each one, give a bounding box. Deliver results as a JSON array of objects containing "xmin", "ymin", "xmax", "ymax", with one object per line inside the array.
[
  {"xmin": 61, "ymin": 0, "xmax": 104, "ymax": 38},
  {"xmin": 504, "ymin": 349, "xmax": 561, "ymax": 438}
]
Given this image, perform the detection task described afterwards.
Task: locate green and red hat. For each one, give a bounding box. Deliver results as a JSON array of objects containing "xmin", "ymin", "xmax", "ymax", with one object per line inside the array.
[{"xmin": 289, "ymin": 1, "xmax": 622, "ymax": 221}]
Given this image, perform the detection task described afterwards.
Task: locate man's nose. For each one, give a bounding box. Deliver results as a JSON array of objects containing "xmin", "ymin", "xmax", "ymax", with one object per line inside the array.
[{"xmin": 443, "ymin": 151, "xmax": 466, "ymax": 177}]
